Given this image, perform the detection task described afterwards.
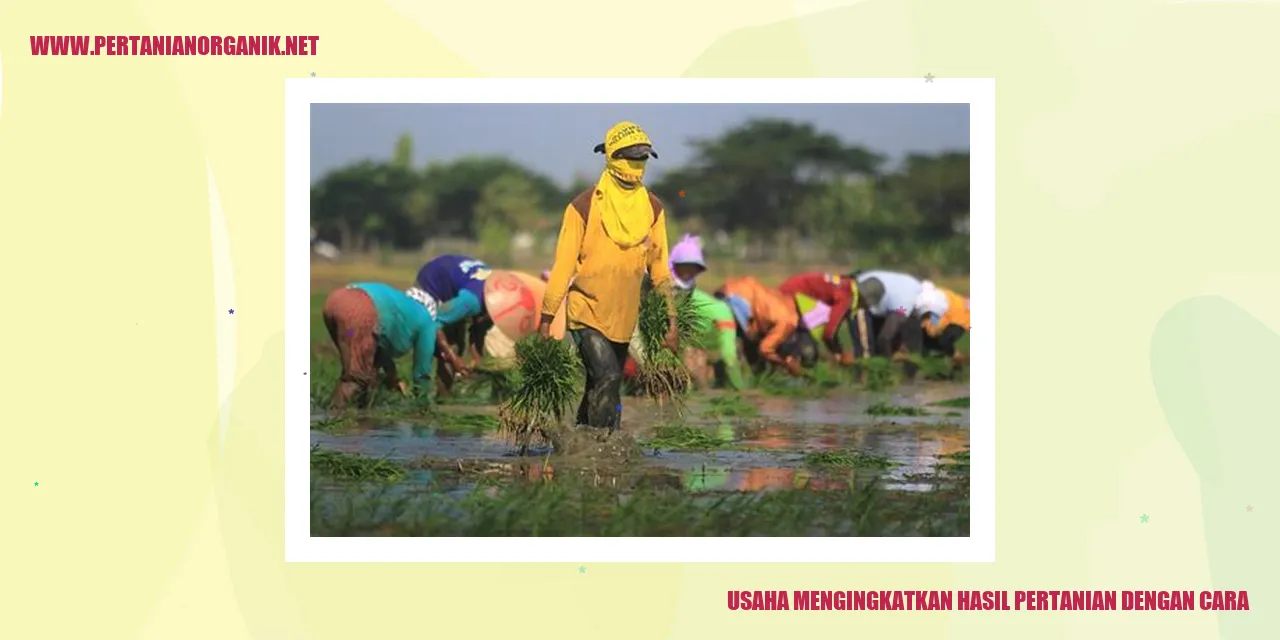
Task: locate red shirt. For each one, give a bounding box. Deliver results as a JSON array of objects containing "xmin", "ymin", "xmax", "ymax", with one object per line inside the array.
[{"xmin": 778, "ymin": 272, "xmax": 855, "ymax": 343}]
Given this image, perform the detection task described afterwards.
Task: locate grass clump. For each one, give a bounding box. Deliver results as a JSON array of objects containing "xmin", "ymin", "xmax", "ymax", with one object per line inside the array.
[
  {"xmin": 644, "ymin": 424, "xmax": 733, "ymax": 450},
  {"xmin": 310, "ymin": 446, "xmax": 407, "ymax": 482},
  {"xmin": 498, "ymin": 335, "xmax": 583, "ymax": 451},
  {"xmin": 702, "ymin": 394, "xmax": 760, "ymax": 419},
  {"xmin": 932, "ymin": 396, "xmax": 970, "ymax": 409},
  {"xmin": 754, "ymin": 369, "xmax": 830, "ymax": 399},
  {"xmin": 432, "ymin": 412, "xmax": 500, "ymax": 434},
  {"xmin": 634, "ymin": 288, "xmax": 705, "ymax": 408},
  {"xmin": 311, "ymin": 472, "xmax": 969, "ymax": 537},
  {"xmin": 866, "ymin": 401, "xmax": 928, "ymax": 417},
  {"xmin": 857, "ymin": 356, "xmax": 897, "ymax": 391},
  {"xmin": 804, "ymin": 449, "xmax": 898, "ymax": 470},
  {"xmin": 312, "ymin": 415, "xmax": 358, "ymax": 433}
]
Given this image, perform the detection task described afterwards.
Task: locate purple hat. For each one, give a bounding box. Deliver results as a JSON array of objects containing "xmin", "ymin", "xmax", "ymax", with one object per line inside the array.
[{"xmin": 669, "ymin": 234, "xmax": 707, "ymax": 290}]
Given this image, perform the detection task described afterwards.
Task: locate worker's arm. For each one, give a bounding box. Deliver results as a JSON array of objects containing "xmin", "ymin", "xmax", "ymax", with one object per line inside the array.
[
  {"xmin": 759, "ymin": 321, "xmax": 794, "ymax": 366},
  {"xmin": 436, "ymin": 289, "xmax": 483, "ymax": 326},
  {"xmin": 412, "ymin": 324, "xmax": 440, "ymax": 384},
  {"xmin": 434, "ymin": 329, "xmax": 466, "ymax": 372},
  {"xmin": 875, "ymin": 312, "xmax": 904, "ymax": 356},
  {"xmin": 540, "ymin": 204, "xmax": 586, "ymax": 326},
  {"xmin": 715, "ymin": 320, "xmax": 747, "ymax": 390},
  {"xmin": 824, "ymin": 288, "xmax": 853, "ymax": 346},
  {"xmin": 646, "ymin": 210, "xmax": 678, "ymax": 321}
]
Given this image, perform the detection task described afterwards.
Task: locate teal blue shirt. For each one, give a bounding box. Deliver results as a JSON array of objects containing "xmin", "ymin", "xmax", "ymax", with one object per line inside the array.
[{"xmin": 350, "ymin": 283, "xmax": 439, "ymax": 383}]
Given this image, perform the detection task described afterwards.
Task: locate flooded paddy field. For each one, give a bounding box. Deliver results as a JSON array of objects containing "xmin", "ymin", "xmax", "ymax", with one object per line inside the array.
[{"xmin": 309, "ymin": 369, "xmax": 970, "ymax": 537}]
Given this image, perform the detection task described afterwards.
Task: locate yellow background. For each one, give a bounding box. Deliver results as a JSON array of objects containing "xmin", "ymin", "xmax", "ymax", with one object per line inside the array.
[{"xmin": 1, "ymin": 1, "xmax": 1275, "ymax": 638}]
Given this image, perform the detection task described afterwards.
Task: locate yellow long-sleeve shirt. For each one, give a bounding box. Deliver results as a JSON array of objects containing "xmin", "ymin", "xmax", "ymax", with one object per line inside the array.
[
  {"xmin": 540, "ymin": 187, "xmax": 676, "ymax": 343},
  {"xmin": 923, "ymin": 288, "xmax": 971, "ymax": 338}
]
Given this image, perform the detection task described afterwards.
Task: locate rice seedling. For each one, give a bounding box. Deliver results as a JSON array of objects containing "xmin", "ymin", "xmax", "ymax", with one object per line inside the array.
[
  {"xmin": 702, "ymin": 394, "xmax": 760, "ymax": 419},
  {"xmin": 931, "ymin": 396, "xmax": 970, "ymax": 409},
  {"xmin": 857, "ymin": 356, "xmax": 897, "ymax": 391},
  {"xmin": 754, "ymin": 368, "xmax": 830, "ymax": 398},
  {"xmin": 497, "ymin": 335, "xmax": 584, "ymax": 452},
  {"xmin": 455, "ymin": 356, "xmax": 522, "ymax": 403},
  {"xmin": 310, "ymin": 445, "xmax": 408, "ymax": 482},
  {"xmin": 312, "ymin": 415, "xmax": 359, "ymax": 434},
  {"xmin": 310, "ymin": 470, "xmax": 970, "ymax": 537},
  {"xmin": 803, "ymin": 449, "xmax": 898, "ymax": 470},
  {"xmin": 644, "ymin": 424, "xmax": 734, "ymax": 450},
  {"xmin": 866, "ymin": 401, "xmax": 928, "ymax": 417},
  {"xmin": 431, "ymin": 412, "xmax": 500, "ymax": 434},
  {"xmin": 634, "ymin": 288, "xmax": 705, "ymax": 408}
]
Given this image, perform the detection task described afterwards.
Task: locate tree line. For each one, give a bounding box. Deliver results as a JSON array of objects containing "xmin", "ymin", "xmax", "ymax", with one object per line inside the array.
[{"xmin": 310, "ymin": 118, "xmax": 970, "ymax": 274}]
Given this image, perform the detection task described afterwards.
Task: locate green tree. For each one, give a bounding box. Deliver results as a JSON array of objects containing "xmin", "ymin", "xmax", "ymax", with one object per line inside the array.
[
  {"xmin": 311, "ymin": 161, "xmax": 434, "ymax": 251},
  {"xmin": 392, "ymin": 133, "xmax": 414, "ymax": 169},
  {"xmin": 651, "ymin": 118, "xmax": 883, "ymax": 236},
  {"xmin": 422, "ymin": 157, "xmax": 563, "ymax": 237}
]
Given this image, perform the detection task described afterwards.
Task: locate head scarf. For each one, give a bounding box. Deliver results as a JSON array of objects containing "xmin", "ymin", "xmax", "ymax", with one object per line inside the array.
[
  {"xmin": 915, "ymin": 281, "xmax": 949, "ymax": 319},
  {"xmin": 668, "ymin": 234, "xmax": 707, "ymax": 290},
  {"xmin": 592, "ymin": 121, "xmax": 659, "ymax": 248}
]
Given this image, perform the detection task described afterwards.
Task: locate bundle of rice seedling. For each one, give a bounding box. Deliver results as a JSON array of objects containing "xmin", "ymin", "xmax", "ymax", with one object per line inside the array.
[
  {"xmin": 497, "ymin": 335, "xmax": 583, "ymax": 452},
  {"xmin": 634, "ymin": 287, "xmax": 705, "ymax": 406}
]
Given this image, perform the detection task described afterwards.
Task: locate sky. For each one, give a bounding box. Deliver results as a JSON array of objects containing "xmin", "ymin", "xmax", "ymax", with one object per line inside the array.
[{"xmin": 310, "ymin": 103, "xmax": 970, "ymax": 187}]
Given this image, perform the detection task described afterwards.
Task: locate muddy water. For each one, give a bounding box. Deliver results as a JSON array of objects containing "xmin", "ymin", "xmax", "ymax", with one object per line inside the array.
[{"xmin": 311, "ymin": 382, "xmax": 969, "ymax": 493}]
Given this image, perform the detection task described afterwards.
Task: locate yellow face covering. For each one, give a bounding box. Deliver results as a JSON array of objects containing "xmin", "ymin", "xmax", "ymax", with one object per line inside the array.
[
  {"xmin": 607, "ymin": 156, "xmax": 647, "ymax": 183},
  {"xmin": 595, "ymin": 121, "xmax": 657, "ymax": 248}
]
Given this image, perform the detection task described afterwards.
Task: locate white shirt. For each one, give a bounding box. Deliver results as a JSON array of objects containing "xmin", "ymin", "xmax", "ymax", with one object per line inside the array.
[{"xmin": 857, "ymin": 270, "xmax": 924, "ymax": 317}]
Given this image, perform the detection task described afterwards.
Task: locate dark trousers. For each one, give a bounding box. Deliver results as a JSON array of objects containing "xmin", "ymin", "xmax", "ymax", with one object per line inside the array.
[
  {"xmin": 848, "ymin": 309, "xmax": 925, "ymax": 358},
  {"xmin": 923, "ymin": 325, "xmax": 967, "ymax": 356},
  {"xmin": 572, "ymin": 327, "xmax": 630, "ymax": 430}
]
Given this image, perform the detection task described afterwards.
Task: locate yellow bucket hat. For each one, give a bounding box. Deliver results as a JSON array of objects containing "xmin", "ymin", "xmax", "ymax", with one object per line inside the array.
[{"xmin": 593, "ymin": 121, "xmax": 659, "ymax": 160}]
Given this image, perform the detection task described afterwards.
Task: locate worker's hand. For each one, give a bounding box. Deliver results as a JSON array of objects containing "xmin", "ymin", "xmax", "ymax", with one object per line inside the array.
[
  {"xmin": 784, "ymin": 356, "xmax": 804, "ymax": 377},
  {"xmin": 952, "ymin": 352, "xmax": 968, "ymax": 368},
  {"xmin": 835, "ymin": 352, "xmax": 855, "ymax": 367},
  {"xmin": 663, "ymin": 319, "xmax": 679, "ymax": 352},
  {"xmin": 538, "ymin": 322, "xmax": 552, "ymax": 339},
  {"xmin": 397, "ymin": 381, "xmax": 410, "ymax": 396}
]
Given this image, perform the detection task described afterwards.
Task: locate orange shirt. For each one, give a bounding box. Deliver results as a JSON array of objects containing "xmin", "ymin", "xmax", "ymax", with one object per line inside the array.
[
  {"xmin": 923, "ymin": 288, "xmax": 971, "ymax": 338},
  {"xmin": 718, "ymin": 276, "xmax": 798, "ymax": 361}
]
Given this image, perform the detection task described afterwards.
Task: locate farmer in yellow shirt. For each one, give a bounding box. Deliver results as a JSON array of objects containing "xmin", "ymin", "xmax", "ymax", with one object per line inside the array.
[
  {"xmin": 915, "ymin": 282, "xmax": 971, "ymax": 366},
  {"xmin": 538, "ymin": 121, "xmax": 679, "ymax": 432}
]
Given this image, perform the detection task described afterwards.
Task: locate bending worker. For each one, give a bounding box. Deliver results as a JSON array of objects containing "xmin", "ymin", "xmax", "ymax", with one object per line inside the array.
[
  {"xmin": 850, "ymin": 270, "xmax": 926, "ymax": 368},
  {"xmin": 716, "ymin": 276, "xmax": 804, "ymax": 378},
  {"xmin": 778, "ymin": 271, "xmax": 863, "ymax": 366},
  {"xmin": 915, "ymin": 281, "xmax": 971, "ymax": 366},
  {"xmin": 321, "ymin": 282, "xmax": 459, "ymax": 410},
  {"xmin": 538, "ymin": 121, "xmax": 679, "ymax": 432},
  {"xmin": 412, "ymin": 253, "xmax": 491, "ymax": 389}
]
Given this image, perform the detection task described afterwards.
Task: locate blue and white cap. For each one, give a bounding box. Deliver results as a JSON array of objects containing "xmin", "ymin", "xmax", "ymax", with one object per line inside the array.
[{"xmin": 725, "ymin": 294, "xmax": 752, "ymax": 333}]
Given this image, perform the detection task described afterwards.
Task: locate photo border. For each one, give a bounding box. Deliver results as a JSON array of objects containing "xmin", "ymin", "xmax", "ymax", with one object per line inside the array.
[{"xmin": 286, "ymin": 78, "xmax": 994, "ymax": 562}]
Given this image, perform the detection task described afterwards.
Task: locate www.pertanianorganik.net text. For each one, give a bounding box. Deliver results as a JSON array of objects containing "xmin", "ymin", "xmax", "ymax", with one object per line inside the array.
[{"xmin": 30, "ymin": 35, "xmax": 319, "ymax": 56}]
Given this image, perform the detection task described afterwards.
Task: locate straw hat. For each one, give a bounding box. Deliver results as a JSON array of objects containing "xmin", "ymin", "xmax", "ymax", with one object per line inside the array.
[
  {"xmin": 482, "ymin": 271, "xmax": 540, "ymax": 340},
  {"xmin": 510, "ymin": 271, "xmax": 567, "ymax": 340}
]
